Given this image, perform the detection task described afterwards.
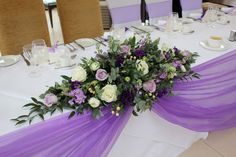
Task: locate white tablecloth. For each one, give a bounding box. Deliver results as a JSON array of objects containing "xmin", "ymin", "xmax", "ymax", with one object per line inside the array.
[{"xmin": 1, "ymin": 17, "xmax": 236, "ymax": 157}]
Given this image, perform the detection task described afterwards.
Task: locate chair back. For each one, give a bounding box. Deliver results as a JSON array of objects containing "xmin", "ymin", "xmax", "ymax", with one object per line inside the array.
[
  {"xmin": 57, "ymin": 0, "xmax": 104, "ymax": 44},
  {"xmin": 146, "ymin": 0, "xmax": 172, "ymax": 21},
  {"xmin": 107, "ymin": 0, "xmax": 141, "ymax": 28},
  {"xmin": 0, "ymin": 0, "xmax": 50, "ymax": 55},
  {"xmin": 180, "ymin": 0, "xmax": 203, "ymax": 17}
]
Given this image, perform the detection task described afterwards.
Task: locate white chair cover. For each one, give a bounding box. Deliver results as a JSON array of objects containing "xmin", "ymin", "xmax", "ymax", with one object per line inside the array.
[
  {"xmin": 106, "ymin": 0, "xmax": 141, "ymax": 28},
  {"xmin": 180, "ymin": 0, "xmax": 203, "ymax": 17}
]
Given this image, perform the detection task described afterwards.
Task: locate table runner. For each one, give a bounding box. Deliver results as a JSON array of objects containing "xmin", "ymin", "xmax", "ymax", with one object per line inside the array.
[{"xmin": 0, "ymin": 49, "xmax": 235, "ymax": 156}]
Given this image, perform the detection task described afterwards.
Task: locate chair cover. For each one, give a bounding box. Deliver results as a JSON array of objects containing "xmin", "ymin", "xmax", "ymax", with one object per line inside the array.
[
  {"xmin": 106, "ymin": 0, "xmax": 141, "ymax": 28},
  {"xmin": 57, "ymin": 0, "xmax": 104, "ymax": 44},
  {"xmin": 146, "ymin": 0, "xmax": 172, "ymax": 21},
  {"xmin": 180, "ymin": 0, "xmax": 203, "ymax": 17},
  {"xmin": 0, "ymin": 0, "xmax": 50, "ymax": 55}
]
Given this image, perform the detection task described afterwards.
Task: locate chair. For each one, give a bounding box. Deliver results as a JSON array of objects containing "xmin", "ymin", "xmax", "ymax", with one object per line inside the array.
[
  {"xmin": 106, "ymin": 0, "xmax": 141, "ymax": 28},
  {"xmin": 146, "ymin": 0, "xmax": 172, "ymax": 22},
  {"xmin": 180, "ymin": 0, "xmax": 203, "ymax": 17},
  {"xmin": 57, "ymin": 0, "xmax": 104, "ymax": 44},
  {"xmin": 0, "ymin": 0, "xmax": 51, "ymax": 55}
]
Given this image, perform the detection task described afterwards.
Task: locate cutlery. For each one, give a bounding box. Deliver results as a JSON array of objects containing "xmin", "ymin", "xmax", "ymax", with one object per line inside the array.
[
  {"xmin": 55, "ymin": 63, "xmax": 76, "ymax": 69},
  {"xmin": 65, "ymin": 44, "xmax": 74, "ymax": 52},
  {"xmin": 149, "ymin": 24, "xmax": 165, "ymax": 32},
  {"xmin": 131, "ymin": 26, "xmax": 149, "ymax": 34},
  {"xmin": 93, "ymin": 38, "xmax": 106, "ymax": 46},
  {"xmin": 20, "ymin": 53, "xmax": 30, "ymax": 66},
  {"xmin": 69, "ymin": 43, "xmax": 78, "ymax": 51},
  {"xmin": 70, "ymin": 54, "xmax": 77, "ymax": 59},
  {"xmin": 74, "ymin": 41, "xmax": 85, "ymax": 50}
]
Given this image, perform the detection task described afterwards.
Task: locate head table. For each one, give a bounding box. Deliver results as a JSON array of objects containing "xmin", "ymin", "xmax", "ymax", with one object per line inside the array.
[{"xmin": 0, "ymin": 17, "xmax": 236, "ymax": 157}]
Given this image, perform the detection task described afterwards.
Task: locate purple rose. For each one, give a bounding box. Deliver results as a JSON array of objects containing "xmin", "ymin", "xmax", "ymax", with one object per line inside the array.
[
  {"xmin": 44, "ymin": 93, "xmax": 58, "ymax": 107},
  {"xmin": 96, "ymin": 69, "xmax": 108, "ymax": 81},
  {"xmin": 135, "ymin": 49, "xmax": 145, "ymax": 58},
  {"xmin": 120, "ymin": 90, "xmax": 134, "ymax": 106},
  {"xmin": 120, "ymin": 45, "xmax": 130, "ymax": 55},
  {"xmin": 115, "ymin": 56, "xmax": 124, "ymax": 67},
  {"xmin": 68, "ymin": 88, "xmax": 86, "ymax": 105},
  {"xmin": 71, "ymin": 81, "xmax": 81, "ymax": 90},
  {"xmin": 143, "ymin": 80, "xmax": 156, "ymax": 93}
]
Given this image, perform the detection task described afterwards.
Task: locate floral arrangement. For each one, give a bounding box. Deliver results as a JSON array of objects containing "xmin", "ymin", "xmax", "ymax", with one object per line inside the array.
[{"xmin": 13, "ymin": 35, "xmax": 199, "ymax": 125}]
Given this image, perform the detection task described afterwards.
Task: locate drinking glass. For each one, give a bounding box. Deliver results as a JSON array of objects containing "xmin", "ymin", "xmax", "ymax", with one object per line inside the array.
[
  {"xmin": 23, "ymin": 44, "xmax": 41, "ymax": 77},
  {"xmin": 32, "ymin": 39, "xmax": 49, "ymax": 65},
  {"xmin": 111, "ymin": 27, "xmax": 126, "ymax": 42}
]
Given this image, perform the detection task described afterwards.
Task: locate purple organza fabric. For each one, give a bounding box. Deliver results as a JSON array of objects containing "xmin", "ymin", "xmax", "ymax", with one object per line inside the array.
[
  {"xmin": 153, "ymin": 50, "xmax": 236, "ymax": 131},
  {"xmin": 0, "ymin": 108, "xmax": 132, "ymax": 157},
  {"xmin": 0, "ymin": 50, "xmax": 236, "ymax": 156}
]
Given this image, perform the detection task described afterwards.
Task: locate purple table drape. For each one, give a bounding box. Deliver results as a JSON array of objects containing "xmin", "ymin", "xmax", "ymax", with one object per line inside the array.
[
  {"xmin": 0, "ymin": 108, "xmax": 132, "ymax": 157},
  {"xmin": 153, "ymin": 50, "xmax": 236, "ymax": 131},
  {"xmin": 0, "ymin": 50, "xmax": 236, "ymax": 156}
]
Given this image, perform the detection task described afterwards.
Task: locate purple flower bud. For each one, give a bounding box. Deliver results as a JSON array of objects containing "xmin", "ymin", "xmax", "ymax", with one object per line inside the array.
[
  {"xmin": 95, "ymin": 69, "xmax": 108, "ymax": 81},
  {"xmin": 160, "ymin": 72, "xmax": 167, "ymax": 79}
]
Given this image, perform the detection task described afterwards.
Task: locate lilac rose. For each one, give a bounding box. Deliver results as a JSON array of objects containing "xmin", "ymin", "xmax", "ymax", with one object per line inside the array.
[
  {"xmin": 96, "ymin": 69, "xmax": 108, "ymax": 81},
  {"xmin": 120, "ymin": 45, "xmax": 130, "ymax": 55},
  {"xmin": 44, "ymin": 93, "xmax": 58, "ymax": 107},
  {"xmin": 143, "ymin": 80, "xmax": 156, "ymax": 93},
  {"xmin": 182, "ymin": 50, "xmax": 190, "ymax": 57}
]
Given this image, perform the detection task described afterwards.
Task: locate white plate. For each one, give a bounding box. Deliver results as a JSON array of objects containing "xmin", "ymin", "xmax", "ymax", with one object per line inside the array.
[
  {"xmin": 188, "ymin": 13, "xmax": 202, "ymax": 20},
  {"xmin": 75, "ymin": 38, "xmax": 96, "ymax": 47},
  {"xmin": 0, "ymin": 55, "xmax": 20, "ymax": 67},
  {"xmin": 199, "ymin": 40, "xmax": 230, "ymax": 51},
  {"xmin": 181, "ymin": 18, "xmax": 194, "ymax": 24},
  {"xmin": 216, "ymin": 19, "xmax": 230, "ymax": 25}
]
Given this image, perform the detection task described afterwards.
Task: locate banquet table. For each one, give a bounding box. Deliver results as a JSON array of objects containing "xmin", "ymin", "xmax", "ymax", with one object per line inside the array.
[{"xmin": 1, "ymin": 16, "xmax": 236, "ymax": 157}]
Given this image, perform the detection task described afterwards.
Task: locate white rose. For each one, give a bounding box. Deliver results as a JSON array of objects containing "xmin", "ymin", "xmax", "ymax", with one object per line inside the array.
[
  {"xmin": 101, "ymin": 85, "xmax": 117, "ymax": 103},
  {"xmin": 89, "ymin": 97, "xmax": 100, "ymax": 108},
  {"xmin": 71, "ymin": 66, "xmax": 87, "ymax": 82},
  {"xmin": 136, "ymin": 60, "xmax": 149, "ymax": 75},
  {"xmin": 180, "ymin": 65, "xmax": 187, "ymax": 72},
  {"xmin": 90, "ymin": 61, "xmax": 100, "ymax": 71}
]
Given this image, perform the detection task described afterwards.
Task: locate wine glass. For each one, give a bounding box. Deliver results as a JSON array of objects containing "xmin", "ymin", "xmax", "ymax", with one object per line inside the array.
[
  {"xmin": 32, "ymin": 39, "xmax": 49, "ymax": 65},
  {"xmin": 23, "ymin": 44, "xmax": 41, "ymax": 77}
]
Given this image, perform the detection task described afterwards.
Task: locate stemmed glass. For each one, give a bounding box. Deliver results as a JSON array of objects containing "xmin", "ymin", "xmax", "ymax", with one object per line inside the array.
[
  {"xmin": 23, "ymin": 44, "xmax": 41, "ymax": 77},
  {"xmin": 32, "ymin": 39, "xmax": 48, "ymax": 65}
]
